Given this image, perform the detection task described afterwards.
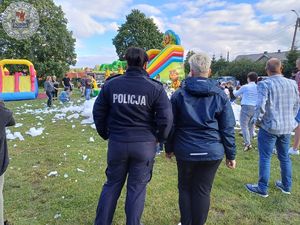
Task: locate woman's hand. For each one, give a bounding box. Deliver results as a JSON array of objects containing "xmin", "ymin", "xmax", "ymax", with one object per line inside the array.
[{"xmin": 226, "ymin": 159, "xmax": 236, "ymax": 169}]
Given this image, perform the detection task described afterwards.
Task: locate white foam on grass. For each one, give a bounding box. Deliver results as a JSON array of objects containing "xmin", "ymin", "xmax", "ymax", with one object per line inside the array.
[
  {"xmin": 76, "ymin": 168, "xmax": 85, "ymax": 173},
  {"xmin": 14, "ymin": 123, "xmax": 23, "ymax": 128},
  {"xmin": 67, "ymin": 113, "xmax": 80, "ymax": 120},
  {"xmin": 6, "ymin": 129, "xmax": 25, "ymax": 141},
  {"xmin": 26, "ymin": 127, "xmax": 45, "ymax": 137},
  {"xmin": 48, "ymin": 171, "xmax": 58, "ymax": 177}
]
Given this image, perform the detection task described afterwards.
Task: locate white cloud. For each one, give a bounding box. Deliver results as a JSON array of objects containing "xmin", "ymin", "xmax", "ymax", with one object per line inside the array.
[
  {"xmin": 53, "ymin": 0, "xmax": 300, "ymax": 67},
  {"xmin": 164, "ymin": 2, "xmax": 297, "ymax": 59},
  {"xmin": 107, "ymin": 22, "xmax": 119, "ymax": 32},
  {"xmin": 75, "ymin": 39, "xmax": 85, "ymax": 50},
  {"xmin": 150, "ymin": 16, "xmax": 165, "ymax": 32},
  {"xmin": 132, "ymin": 4, "xmax": 162, "ymax": 15},
  {"xmin": 73, "ymin": 46, "xmax": 119, "ymax": 68},
  {"xmin": 256, "ymin": 0, "xmax": 300, "ymax": 17},
  {"xmin": 54, "ymin": 0, "xmax": 131, "ymax": 38},
  {"xmin": 75, "ymin": 54, "xmax": 118, "ymax": 68}
]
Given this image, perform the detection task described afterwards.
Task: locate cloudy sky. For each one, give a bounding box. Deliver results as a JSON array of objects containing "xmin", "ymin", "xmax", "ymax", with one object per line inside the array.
[{"xmin": 53, "ymin": 0, "xmax": 300, "ymax": 68}]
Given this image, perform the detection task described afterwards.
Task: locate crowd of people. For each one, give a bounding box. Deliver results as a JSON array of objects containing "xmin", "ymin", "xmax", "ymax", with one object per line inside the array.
[
  {"xmin": 44, "ymin": 74, "xmax": 72, "ymax": 107},
  {"xmin": 43, "ymin": 73, "xmax": 100, "ymax": 107},
  {"xmin": 0, "ymin": 47, "xmax": 300, "ymax": 225},
  {"xmin": 92, "ymin": 47, "xmax": 300, "ymax": 225}
]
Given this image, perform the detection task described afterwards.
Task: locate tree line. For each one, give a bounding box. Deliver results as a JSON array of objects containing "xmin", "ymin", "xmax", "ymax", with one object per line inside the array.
[
  {"xmin": 184, "ymin": 49, "xmax": 300, "ymax": 84},
  {"xmin": 1, "ymin": 2, "xmax": 298, "ymax": 84}
]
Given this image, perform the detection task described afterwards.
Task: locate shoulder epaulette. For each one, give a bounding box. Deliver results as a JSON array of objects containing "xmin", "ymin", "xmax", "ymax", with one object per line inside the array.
[
  {"xmin": 149, "ymin": 78, "xmax": 163, "ymax": 86},
  {"xmin": 105, "ymin": 74, "xmax": 122, "ymax": 82}
]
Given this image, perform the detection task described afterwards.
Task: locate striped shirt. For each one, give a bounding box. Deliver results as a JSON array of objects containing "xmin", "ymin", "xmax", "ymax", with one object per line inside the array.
[{"xmin": 254, "ymin": 74, "xmax": 299, "ymax": 135}]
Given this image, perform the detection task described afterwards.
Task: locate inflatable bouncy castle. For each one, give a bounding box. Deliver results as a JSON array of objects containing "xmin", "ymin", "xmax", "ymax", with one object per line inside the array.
[
  {"xmin": 146, "ymin": 30, "xmax": 184, "ymax": 83},
  {"xmin": 0, "ymin": 59, "xmax": 38, "ymax": 101}
]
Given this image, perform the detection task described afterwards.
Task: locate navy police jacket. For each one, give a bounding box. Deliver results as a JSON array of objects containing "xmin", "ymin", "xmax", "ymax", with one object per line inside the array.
[
  {"xmin": 166, "ymin": 77, "xmax": 236, "ymax": 161},
  {"xmin": 93, "ymin": 67, "xmax": 173, "ymax": 143}
]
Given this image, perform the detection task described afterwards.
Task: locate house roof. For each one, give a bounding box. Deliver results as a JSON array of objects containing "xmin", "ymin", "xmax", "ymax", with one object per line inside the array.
[{"xmin": 235, "ymin": 51, "xmax": 289, "ymax": 62}]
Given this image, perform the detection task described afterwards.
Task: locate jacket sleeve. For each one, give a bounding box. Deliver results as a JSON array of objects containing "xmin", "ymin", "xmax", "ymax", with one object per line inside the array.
[
  {"xmin": 6, "ymin": 114, "xmax": 15, "ymax": 127},
  {"xmin": 165, "ymin": 93, "xmax": 177, "ymax": 153},
  {"xmin": 154, "ymin": 87, "xmax": 173, "ymax": 143},
  {"xmin": 217, "ymin": 99, "xmax": 236, "ymax": 160},
  {"xmin": 0, "ymin": 103, "xmax": 15, "ymax": 128},
  {"xmin": 93, "ymin": 85, "xmax": 109, "ymax": 140},
  {"xmin": 233, "ymin": 86, "xmax": 244, "ymax": 97}
]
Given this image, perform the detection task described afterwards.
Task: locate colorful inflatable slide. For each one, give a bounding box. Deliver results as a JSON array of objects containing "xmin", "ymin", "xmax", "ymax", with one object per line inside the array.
[
  {"xmin": 146, "ymin": 30, "xmax": 184, "ymax": 83},
  {"xmin": 0, "ymin": 59, "xmax": 38, "ymax": 101}
]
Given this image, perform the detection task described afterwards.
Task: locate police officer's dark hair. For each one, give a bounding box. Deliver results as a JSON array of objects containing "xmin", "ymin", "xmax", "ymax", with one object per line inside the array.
[
  {"xmin": 125, "ymin": 47, "xmax": 149, "ymax": 68},
  {"xmin": 247, "ymin": 72, "xmax": 258, "ymax": 82}
]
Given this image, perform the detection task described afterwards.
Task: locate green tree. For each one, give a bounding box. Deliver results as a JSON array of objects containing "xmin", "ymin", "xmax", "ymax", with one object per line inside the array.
[
  {"xmin": 283, "ymin": 49, "xmax": 300, "ymax": 78},
  {"xmin": 211, "ymin": 57, "xmax": 230, "ymax": 78},
  {"xmin": 184, "ymin": 50, "xmax": 195, "ymax": 76},
  {"xmin": 112, "ymin": 9, "xmax": 163, "ymax": 59},
  {"xmin": 0, "ymin": 0, "xmax": 77, "ymax": 79},
  {"xmin": 220, "ymin": 59, "xmax": 265, "ymax": 84}
]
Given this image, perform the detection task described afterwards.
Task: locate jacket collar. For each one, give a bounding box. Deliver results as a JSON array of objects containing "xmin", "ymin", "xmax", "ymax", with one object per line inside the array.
[
  {"xmin": 125, "ymin": 67, "xmax": 149, "ymax": 77},
  {"xmin": 269, "ymin": 74, "xmax": 283, "ymax": 78}
]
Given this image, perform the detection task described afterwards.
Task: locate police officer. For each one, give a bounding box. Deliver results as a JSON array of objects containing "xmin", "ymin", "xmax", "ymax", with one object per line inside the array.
[{"xmin": 93, "ymin": 47, "xmax": 173, "ymax": 225}]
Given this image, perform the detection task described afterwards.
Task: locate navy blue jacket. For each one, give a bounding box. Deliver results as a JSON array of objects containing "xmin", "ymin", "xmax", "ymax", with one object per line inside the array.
[
  {"xmin": 166, "ymin": 77, "xmax": 236, "ymax": 161},
  {"xmin": 0, "ymin": 102, "xmax": 15, "ymax": 176},
  {"xmin": 93, "ymin": 67, "xmax": 173, "ymax": 143}
]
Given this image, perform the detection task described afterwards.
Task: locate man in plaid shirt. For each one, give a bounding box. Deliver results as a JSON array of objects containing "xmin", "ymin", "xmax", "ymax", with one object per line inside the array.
[{"xmin": 245, "ymin": 58, "xmax": 299, "ymax": 197}]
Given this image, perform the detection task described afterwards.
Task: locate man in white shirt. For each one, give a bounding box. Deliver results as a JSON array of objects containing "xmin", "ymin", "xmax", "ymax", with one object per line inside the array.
[{"xmin": 234, "ymin": 72, "xmax": 258, "ymax": 151}]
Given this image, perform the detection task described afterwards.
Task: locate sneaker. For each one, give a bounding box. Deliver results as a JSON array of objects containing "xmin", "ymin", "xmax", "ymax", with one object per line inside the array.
[
  {"xmin": 272, "ymin": 148, "xmax": 277, "ymax": 155},
  {"xmin": 275, "ymin": 181, "xmax": 291, "ymax": 195},
  {"xmin": 245, "ymin": 184, "xmax": 268, "ymax": 198},
  {"xmin": 288, "ymin": 147, "xmax": 299, "ymax": 155},
  {"xmin": 244, "ymin": 145, "xmax": 252, "ymax": 151}
]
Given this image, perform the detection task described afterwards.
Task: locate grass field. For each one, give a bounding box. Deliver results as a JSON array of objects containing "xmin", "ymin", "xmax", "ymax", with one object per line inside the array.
[{"xmin": 3, "ymin": 91, "xmax": 300, "ymax": 225}]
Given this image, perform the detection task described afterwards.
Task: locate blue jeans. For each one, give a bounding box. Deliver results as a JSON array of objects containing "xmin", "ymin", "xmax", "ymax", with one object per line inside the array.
[
  {"xmin": 85, "ymin": 88, "xmax": 91, "ymax": 100},
  {"xmin": 46, "ymin": 91, "xmax": 52, "ymax": 107},
  {"xmin": 258, "ymin": 128, "xmax": 292, "ymax": 193}
]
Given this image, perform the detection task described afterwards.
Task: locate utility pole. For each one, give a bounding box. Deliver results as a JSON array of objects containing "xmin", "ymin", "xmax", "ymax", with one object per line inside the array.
[
  {"xmin": 291, "ymin": 10, "xmax": 300, "ymax": 51},
  {"xmin": 226, "ymin": 51, "xmax": 230, "ymax": 62}
]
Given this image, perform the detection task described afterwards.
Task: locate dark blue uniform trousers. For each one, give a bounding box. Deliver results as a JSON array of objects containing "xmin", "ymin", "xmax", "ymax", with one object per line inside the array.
[{"xmin": 95, "ymin": 140, "xmax": 156, "ymax": 225}]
